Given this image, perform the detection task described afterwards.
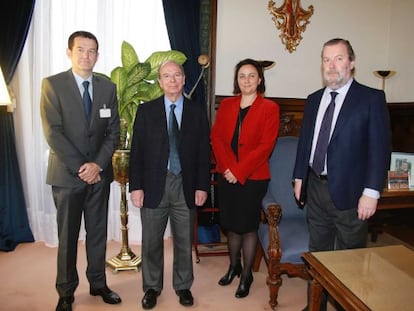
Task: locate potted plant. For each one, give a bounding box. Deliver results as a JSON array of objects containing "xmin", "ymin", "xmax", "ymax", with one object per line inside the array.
[{"xmin": 100, "ymin": 41, "xmax": 187, "ymax": 150}]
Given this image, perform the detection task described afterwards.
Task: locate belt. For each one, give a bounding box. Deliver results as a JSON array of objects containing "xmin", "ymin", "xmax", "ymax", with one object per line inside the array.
[{"xmin": 309, "ymin": 167, "xmax": 328, "ymax": 180}]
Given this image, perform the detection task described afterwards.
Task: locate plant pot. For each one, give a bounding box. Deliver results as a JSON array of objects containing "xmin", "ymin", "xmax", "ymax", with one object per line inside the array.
[
  {"xmin": 108, "ymin": 148, "xmax": 141, "ymax": 271},
  {"xmin": 112, "ymin": 149, "xmax": 130, "ymax": 184}
]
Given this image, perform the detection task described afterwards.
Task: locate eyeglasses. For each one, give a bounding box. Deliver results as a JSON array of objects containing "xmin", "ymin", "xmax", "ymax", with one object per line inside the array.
[{"xmin": 160, "ymin": 72, "xmax": 184, "ymax": 81}]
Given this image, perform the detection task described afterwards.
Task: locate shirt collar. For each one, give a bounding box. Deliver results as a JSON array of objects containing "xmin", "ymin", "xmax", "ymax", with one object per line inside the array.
[
  {"xmin": 326, "ymin": 78, "xmax": 353, "ymax": 97},
  {"xmin": 164, "ymin": 95, "xmax": 184, "ymax": 111},
  {"xmin": 72, "ymin": 71, "xmax": 92, "ymax": 88}
]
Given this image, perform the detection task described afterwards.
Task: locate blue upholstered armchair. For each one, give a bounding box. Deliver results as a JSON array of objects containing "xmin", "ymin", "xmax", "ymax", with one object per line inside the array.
[{"xmin": 255, "ymin": 136, "xmax": 309, "ymax": 310}]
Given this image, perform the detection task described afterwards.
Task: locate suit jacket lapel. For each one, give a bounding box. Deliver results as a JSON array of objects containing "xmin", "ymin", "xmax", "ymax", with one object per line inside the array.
[
  {"xmin": 157, "ymin": 96, "xmax": 169, "ymax": 139},
  {"xmin": 179, "ymin": 97, "xmax": 192, "ymax": 144},
  {"xmin": 90, "ymin": 74, "xmax": 106, "ymax": 127},
  {"xmin": 331, "ymin": 80, "xmax": 359, "ymax": 141},
  {"xmin": 180, "ymin": 97, "xmax": 187, "ymax": 128},
  {"xmin": 91, "ymin": 75, "xmax": 99, "ymax": 125},
  {"xmin": 66, "ymin": 70, "xmax": 91, "ymax": 126}
]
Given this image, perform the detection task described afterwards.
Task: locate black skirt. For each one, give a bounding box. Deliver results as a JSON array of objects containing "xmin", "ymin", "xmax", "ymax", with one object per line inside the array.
[{"xmin": 217, "ymin": 176, "xmax": 268, "ymax": 234}]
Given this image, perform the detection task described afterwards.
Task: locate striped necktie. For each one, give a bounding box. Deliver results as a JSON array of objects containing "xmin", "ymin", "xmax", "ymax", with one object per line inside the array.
[
  {"xmin": 168, "ymin": 104, "xmax": 181, "ymax": 175},
  {"xmin": 312, "ymin": 91, "xmax": 338, "ymax": 175},
  {"xmin": 82, "ymin": 80, "xmax": 92, "ymax": 122}
]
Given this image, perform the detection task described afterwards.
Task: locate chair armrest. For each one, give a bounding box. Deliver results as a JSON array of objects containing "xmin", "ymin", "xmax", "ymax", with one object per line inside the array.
[
  {"xmin": 265, "ymin": 204, "xmax": 282, "ymax": 228},
  {"xmin": 264, "ymin": 204, "xmax": 283, "ymax": 289},
  {"xmin": 262, "ymin": 191, "xmax": 278, "ymax": 212},
  {"xmin": 261, "ymin": 191, "xmax": 276, "ymax": 223},
  {"xmin": 265, "ymin": 204, "xmax": 282, "ymax": 257}
]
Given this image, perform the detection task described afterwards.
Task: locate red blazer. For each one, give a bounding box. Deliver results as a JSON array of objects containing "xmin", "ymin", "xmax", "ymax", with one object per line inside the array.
[{"xmin": 211, "ymin": 94, "xmax": 280, "ymax": 185}]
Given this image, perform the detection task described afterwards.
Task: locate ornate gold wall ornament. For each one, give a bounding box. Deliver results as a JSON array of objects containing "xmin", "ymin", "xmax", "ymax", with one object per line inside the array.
[{"xmin": 268, "ymin": 0, "xmax": 314, "ymax": 53}]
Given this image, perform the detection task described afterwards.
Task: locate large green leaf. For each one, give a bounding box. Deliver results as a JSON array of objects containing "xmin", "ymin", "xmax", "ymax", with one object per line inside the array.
[
  {"xmin": 110, "ymin": 67, "xmax": 128, "ymax": 101},
  {"xmin": 123, "ymin": 86, "xmax": 138, "ymax": 106},
  {"xmin": 121, "ymin": 41, "xmax": 139, "ymax": 72},
  {"xmin": 145, "ymin": 50, "xmax": 187, "ymax": 81},
  {"xmin": 126, "ymin": 62, "xmax": 151, "ymax": 87},
  {"xmin": 135, "ymin": 81, "xmax": 163, "ymax": 102}
]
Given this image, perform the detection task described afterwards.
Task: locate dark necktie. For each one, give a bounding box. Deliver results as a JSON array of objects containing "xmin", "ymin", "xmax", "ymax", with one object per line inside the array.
[
  {"xmin": 168, "ymin": 104, "xmax": 181, "ymax": 175},
  {"xmin": 312, "ymin": 91, "xmax": 338, "ymax": 175},
  {"xmin": 82, "ymin": 81, "xmax": 92, "ymax": 122}
]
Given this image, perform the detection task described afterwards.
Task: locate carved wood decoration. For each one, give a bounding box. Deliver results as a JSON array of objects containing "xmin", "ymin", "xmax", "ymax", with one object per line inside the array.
[
  {"xmin": 266, "ymin": 204, "xmax": 308, "ymax": 309},
  {"xmin": 268, "ymin": 0, "xmax": 314, "ymax": 53}
]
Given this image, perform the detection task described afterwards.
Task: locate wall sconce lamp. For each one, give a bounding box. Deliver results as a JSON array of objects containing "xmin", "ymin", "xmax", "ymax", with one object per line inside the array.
[
  {"xmin": 184, "ymin": 54, "xmax": 210, "ymax": 100},
  {"xmin": 259, "ymin": 60, "xmax": 276, "ymax": 70},
  {"xmin": 373, "ymin": 70, "xmax": 396, "ymax": 91},
  {"xmin": 0, "ymin": 67, "xmax": 12, "ymax": 112}
]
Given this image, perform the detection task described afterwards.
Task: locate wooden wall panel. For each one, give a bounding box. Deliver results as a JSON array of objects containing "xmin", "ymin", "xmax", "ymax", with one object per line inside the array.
[{"xmin": 214, "ymin": 95, "xmax": 414, "ymax": 151}]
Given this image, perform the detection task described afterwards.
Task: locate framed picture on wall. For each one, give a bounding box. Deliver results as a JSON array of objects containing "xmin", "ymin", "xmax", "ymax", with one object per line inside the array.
[{"xmin": 390, "ymin": 152, "xmax": 414, "ymax": 188}]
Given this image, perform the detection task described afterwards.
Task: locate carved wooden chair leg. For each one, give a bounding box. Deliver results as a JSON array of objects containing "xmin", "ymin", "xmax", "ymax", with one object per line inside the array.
[
  {"xmin": 266, "ymin": 204, "xmax": 283, "ymax": 309},
  {"xmin": 267, "ymin": 263, "xmax": 282, "ymax": 310}
]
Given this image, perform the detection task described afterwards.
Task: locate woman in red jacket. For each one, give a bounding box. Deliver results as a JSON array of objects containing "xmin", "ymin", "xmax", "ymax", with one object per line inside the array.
[{"xmin": 211, "ymin": 59, "xmax": 280, "ymax": 298}]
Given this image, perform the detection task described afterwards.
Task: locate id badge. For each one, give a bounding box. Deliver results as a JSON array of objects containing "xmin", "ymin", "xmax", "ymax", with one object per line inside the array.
[{"xmin": 100, "ymin": 108, "xmax": 111, "ymax": 118}]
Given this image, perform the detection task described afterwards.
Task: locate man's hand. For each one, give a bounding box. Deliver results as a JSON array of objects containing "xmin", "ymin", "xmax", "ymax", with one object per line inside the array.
[
  {"xmin": 78, "ymin": 162, "xmax": 101, "ymax": 184},
  {"xmin": 131, "ymin": 190, "xmax": 144, "ymax": 208},
  {"xmin": 195, "ymin": 190, "xmax": 208, "ymax": 206},
  {"xmin": 357, "ymin": 194, "xmax": 378, "ymax": 220}
]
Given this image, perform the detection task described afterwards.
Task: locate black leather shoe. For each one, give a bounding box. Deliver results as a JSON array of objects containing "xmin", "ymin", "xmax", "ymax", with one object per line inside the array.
[
  {"xmin": 235, "ymin": 273, "xmax": 253, "ymax": 298},
  {"xmin": 218, "ymin": 262, "xmax": 242, "ymax": 286},
  {"xmin": 90, "ymin": 286, "xmax": 121, "ymax": 304},
  {"xmin": 142, "ymin": 289, "xmax": 160, "ymax": 310},
  {"xmin": 176, "ymin": 289, "xmax": 194, "ymax": 306},
  {"xmin": 56, "ymin": 296, "xmax": 74, "ymax": 311}
]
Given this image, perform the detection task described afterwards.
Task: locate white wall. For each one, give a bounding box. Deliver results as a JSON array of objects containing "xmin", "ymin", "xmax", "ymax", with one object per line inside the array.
[
  {"xmin": 215, "ymin": 0, "xmax": 413, "ymax": 102},
  {"xmin": 388, "ymin": 0, "xmax": 414, "ymax": 102}
]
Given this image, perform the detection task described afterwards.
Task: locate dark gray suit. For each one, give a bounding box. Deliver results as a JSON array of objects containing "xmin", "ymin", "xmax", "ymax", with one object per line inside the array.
[
  {"xmin": 40, "ymin": 69, "xmax": 119, "ymax": 297},
  {"xmin": 129, "ymin": 96, "xmax": 210, "ymax": 292}
]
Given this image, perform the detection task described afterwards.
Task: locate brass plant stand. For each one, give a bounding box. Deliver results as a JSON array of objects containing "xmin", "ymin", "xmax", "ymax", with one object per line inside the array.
[{"xmin": 106, "ymin": 149, "xmax": 141, "ymax": 272}]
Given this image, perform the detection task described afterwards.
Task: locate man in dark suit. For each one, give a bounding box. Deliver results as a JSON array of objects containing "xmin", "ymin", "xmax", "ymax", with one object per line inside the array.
[
  {"xmin": 293, "ymin": 38, "xmax": 391, "ymax": 309},
  {"xmin": 40, "ymin": 31, "xmax": 121, "ymax": 311},
  {"xmin": 129, "ymin": 60, "xmax": 210, "ymax": 309}
]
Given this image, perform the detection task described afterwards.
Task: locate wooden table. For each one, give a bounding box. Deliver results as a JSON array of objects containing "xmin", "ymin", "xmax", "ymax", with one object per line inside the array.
[
  {"xmin": 370, "ymin": 188, "xmax": 414, "ymax": 241},
  {"xmin": 302, "ymin": 245, "xmax": 414, "ymax": 311},
  {"xmin": 378, "ymin": 188, "xmax": 414, "ymax": 210}
]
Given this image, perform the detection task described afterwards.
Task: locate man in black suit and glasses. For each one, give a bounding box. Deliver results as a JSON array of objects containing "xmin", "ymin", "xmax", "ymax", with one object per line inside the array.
[{"xmin": 129, "ymin": 60, "xmax": 210, "ymax": 309}]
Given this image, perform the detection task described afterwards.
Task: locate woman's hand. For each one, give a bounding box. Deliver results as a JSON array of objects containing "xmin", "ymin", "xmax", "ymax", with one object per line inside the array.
[{"xmin": 224, "ymin": 169, "xmax": 238, "ymax": 184}]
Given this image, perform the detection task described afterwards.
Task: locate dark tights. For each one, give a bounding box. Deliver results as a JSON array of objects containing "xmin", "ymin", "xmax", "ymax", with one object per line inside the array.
[{"xmin": 227, "ymin": 230, "xmax": 258, "ymax": 278}]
